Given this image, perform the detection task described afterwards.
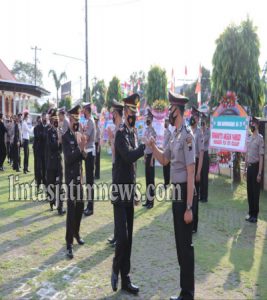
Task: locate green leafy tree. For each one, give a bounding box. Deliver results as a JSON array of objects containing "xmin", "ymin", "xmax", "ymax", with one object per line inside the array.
[
  {"xmin": 211, "ymin": 18, "xmax": 264, "ymax": 115},
  {"xmin": 146, "ymin": 66, "xmax": 167, "ymax": 105},
  {"xmin": 106, "ymin": 76, "xmax": 122, "ymax": 109},
  {"xmin": 12, "ymin": 60, "xmax": 43, "ymax": 86},
  {"xmin": 48, "ymin": 70, "xmax": 67, "ymax": 107},
  {"xmin": 92, "ymin": 79, "xmax": 107, "ymax": 113},
  {"xmin": 129, "ymin": 71, "xmax": 146, "ymax": 93}
]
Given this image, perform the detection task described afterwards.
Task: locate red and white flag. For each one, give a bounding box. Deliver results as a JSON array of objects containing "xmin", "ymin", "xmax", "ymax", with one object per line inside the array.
[{"xmin": 195, "ymin": 64, "xmax": 202, "ymax": 107}]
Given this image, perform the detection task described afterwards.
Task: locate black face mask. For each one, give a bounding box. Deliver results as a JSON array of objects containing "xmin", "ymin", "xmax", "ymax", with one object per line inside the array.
[
  {"xmin": 146, "ymin": 120, "xmax": 151, "ymax": 126},
  {"xmin": 127, "ymin": 115, "xmax": 136, "ymax": 127},
  {"xmin": 54, "ymin": 120, "xmax": 59, "ymax": 128},
  {"xmin": 164, "ymin": 123, "xmax": 168, "ymax": 129},
  {"xmin": 169, "ymin": 110, "xmax": 177, "ymax": 126},
  {"xmin": 250, "ymin": 125, "xmax": 256, "ymax": 132},
  {"xmin": 43, "ymin": 119, "xmax": 47, "ymax": 125},
  {"xmin": 112, "ymin": 116, "xmax": 116, "ymax": 124},
  {"xmin": 73, "ymin": 122, "xmax": 79, "ymax": 132},
  {"xmin": 201, "ymin": 121, "xmax": 205, "ymax": 127},
  {"xmin": 189, "ymin": 116, "xmax": 196, "ymax": 126}
]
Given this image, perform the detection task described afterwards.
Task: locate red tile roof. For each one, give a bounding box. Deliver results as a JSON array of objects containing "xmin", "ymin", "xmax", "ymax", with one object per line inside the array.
[{"xmin": 0, "ymin": 59, "xmax": 17, "ymax": 81}]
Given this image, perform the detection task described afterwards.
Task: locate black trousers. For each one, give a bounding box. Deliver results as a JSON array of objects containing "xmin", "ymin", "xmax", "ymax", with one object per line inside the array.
[
  {"xmin": 85, "ymin": 152, "xmax": 95, "ymax": 211},
  {"xmin": 47, "ymin": 168, "xmax": 63, "ymax": 211},
  {"xmin": 6, "ymin": 141, "xmax": 11, "ymax": 161},
  {"xmin": 145, "ymin": 153, "xmax": 155, "ymax": 205},
  {"xmin": 66, "ymin": 184, "xmax": 84, "ymax": 247},
  {"xmin": 200, "ymin": 151, "xmax": 209, "ymax": 201},
  {"xmin": 193, "ymin": 158, "xmax": 199, "ymax": 232},
  {"xmin": 172, "ymin": 183, "xmax": 194, "ymax": 300},
  {"xmin": 95, "ymin": 142, "xmax": 100, "ymax": 179},
  {"xmin": 35, "ymin": 152, "xmax": 46, "ymax": 187},
  {"xmin": 0, "ymin": 141, "xmax": 6, "ymax": 168},
  {"xmin": 12, "ymin": 143, "xmax": 19, "ymax": 171},
  {"xmin": 112, "ymin": 163, "xmax": 117, "ymax": 240},
  {"xmin": 113, "ymin": 204, "xmax": 134, "ymax": 282},
  {"xmin": 23, "ymin": 139, "xmax": 29, "ymax": 172},
  {"xmin": 247, "ymin": 162, "xmax": 261, "ymax": 218},
  {"xmin": 163, "ymin": 162, "xmax": 170, "ymax": 187}
]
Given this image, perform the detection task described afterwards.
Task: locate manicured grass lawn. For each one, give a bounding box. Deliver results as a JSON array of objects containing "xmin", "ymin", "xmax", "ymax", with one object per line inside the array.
[{"xmin": 0, "ymin": 147, "xmax": 266, "ymax": 299}]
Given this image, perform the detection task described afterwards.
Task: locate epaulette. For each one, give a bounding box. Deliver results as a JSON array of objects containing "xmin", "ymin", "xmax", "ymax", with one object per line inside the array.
[{"xmin": 185, "ymin": 125, "xmax": 191, "ymax": 133}]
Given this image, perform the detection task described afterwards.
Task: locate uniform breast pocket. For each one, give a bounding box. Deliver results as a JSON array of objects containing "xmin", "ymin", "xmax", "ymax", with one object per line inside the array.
[{"xmin": 174, "ymin": 142, "xmax": 183, "ymax": 161}]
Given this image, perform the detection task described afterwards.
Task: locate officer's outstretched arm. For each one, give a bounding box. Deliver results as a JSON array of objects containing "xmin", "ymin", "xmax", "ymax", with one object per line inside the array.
[
  {"xmin": 151, "ymin": 143, "xmax": 170, "ymax": 166},
  {"xmin": 115, "ymin": 131, "xmax": 145, "ymax": 163}
]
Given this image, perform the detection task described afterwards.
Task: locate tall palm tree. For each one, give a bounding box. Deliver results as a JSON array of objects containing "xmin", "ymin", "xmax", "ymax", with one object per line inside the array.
[{"xmin": 48, "ymin": 70, "xmax": 67, "ymax": 107}]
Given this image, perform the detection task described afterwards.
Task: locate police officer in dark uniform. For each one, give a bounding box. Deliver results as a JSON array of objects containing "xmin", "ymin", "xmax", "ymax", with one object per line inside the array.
[
  {"xmin": 0, "ymin": 113, "xmax": 7, "ymax": 171},
  {"xmin": 190, "ymin": 106, "xmax": 204, "ymax": 234},
  {"xmin": 244, "ymin": 116, "xmax": 264, "ymax": 223},
  {"xmin": 33, "ymin": 116, "xmax": 42, "ymax": 188},
  {"xmin": 107, "ymin": 99, "xmax": 124, "ymax": 247},
  {"xmin": 111, "ymin": 93, "xmax": 145, "ymax": 295},
  {"xmin": 83, "ymin": 102, "xmax": 96, "ymax": 217},
  {"xmin": 46, "ymin": 109, "xmax": 66, "ymax": 215},
  {"xmin": 143, "ymin": 109, "xmax": 157, "ymax": 208},
  {"xmin": 62, "ymin": 105, "xmax": 86, "ymax": 259},
  {"xmin": 94, "ymin": 114, "xmax": 101, "ymax": 179},
  {"xmin": 163, "ymin": 117, "xmax": 172, "ymax": 188},
  {"xmin": 12, "ymin": 115, "xmax": 21, "ymax": 172},
  {"xmin": 200, "ymin": 113, "xmax": 210, "ymax": 203},
  {"xmin": 150, "ymin": 91, "xmax": 195, "ymax": 300}
]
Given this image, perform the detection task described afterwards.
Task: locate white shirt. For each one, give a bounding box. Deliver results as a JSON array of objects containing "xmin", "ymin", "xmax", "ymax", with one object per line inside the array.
[{"xmin": 22, "ymin": 120, "xmax": 32, "ymax": 140}]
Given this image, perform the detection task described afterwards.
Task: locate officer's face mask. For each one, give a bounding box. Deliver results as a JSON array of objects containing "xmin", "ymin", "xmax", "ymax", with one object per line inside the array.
[
  {"xmin": 164, "ymin": 123, "xmax": 169, "ymax": 129},
  {"xmin": 201, "ymin": 121, "xmax": 205, "ymax": 127},
  {"xmin": 54, "ymin": 120, "xmax": 59, "ymax": 128},
  {"xmin": 189, "ymin": 116, "xmax": 197, "ymax": 126},
  {"xmin": 42, "ymin": 119, "xmax": 47, "ymax": 125},
  {"xmin": 250, "ymin": 124, "xmax": 256, "ymax": 132},
  {"xmin": 73, "ymin": 122, "xmax": 79, "ymax": 132},
  {"xmin": 146, "ymin": 120, "xmax": 151, "ymax": 126},
  {"xmin": 169, "ymin": 109, "xmax": 177, "ymax": 126},
  {"xmin": 127, "ymin": 114, "xmax": 136, "ymax": 127}
]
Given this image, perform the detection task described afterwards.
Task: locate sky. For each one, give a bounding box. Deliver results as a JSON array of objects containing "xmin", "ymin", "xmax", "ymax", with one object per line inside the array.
[{"xmin": 1, "ymin": 0, "xmax": 267, "ymax": 100}]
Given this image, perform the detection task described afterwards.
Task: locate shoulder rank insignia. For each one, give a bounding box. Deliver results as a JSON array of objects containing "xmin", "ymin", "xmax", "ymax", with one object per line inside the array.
[{"xmin": 186, "ymin": 136, "xmax": 192, "ymax": 151}]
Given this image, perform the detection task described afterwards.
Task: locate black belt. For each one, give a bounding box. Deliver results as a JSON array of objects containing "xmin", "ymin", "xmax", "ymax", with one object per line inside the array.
[{"xmin": 248, "ymin": 162, "xmax": 259, "ymax": 167}]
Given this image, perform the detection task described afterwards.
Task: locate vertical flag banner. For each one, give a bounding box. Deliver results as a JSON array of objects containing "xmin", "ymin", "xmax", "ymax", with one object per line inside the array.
[{"xmin": 195, "ymin": 64, "xmax": 202, "ymax": 107}]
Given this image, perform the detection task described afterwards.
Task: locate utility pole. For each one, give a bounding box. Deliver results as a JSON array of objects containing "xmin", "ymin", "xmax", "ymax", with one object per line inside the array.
[
  {"xmin": 85, "ymin": 0, "xmax": 89, "ymax": 102},
  {"xmin": 31, "ymin": 46, "xmax": 41, "ymax": 86}
]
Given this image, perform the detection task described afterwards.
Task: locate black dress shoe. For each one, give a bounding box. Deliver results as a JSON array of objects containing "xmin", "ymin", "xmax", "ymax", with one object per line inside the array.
[
  {"xmin": 23, "ymin": 170, "xmax": 27, "ymax": 174},
  {"xmin": 26, "ymin": 169, "xmax": 30, "ymax": 172},
  {"xmin": 147, "ymin": 203, "xmax": 154, "ymax": 209},
  {"xmin": 58, "ymin": 208, "xmax": 66, "ymax": 216},
  {"xmin": 66, "ymin": 246, "xmax": 74, "ymax": 259},
  {"xmin": 111, "ymin": 271, "xmax": 119, "ymax": 291},
  {"xmin": 108, "ymin": 236, "xmax": 116, "ymax": 244},
  {"xmin": 74, "ymin": 235, "xmax": 85, "ymax": 245},
  {"xmin": 142, "ymin": 202, "xmax": 148, "ymax": 207},
  {"xmin": 84, "ymin": 208, "xmax": 93, "ymax": 216},
  {"xmin": 170, "ymin": 296, "xmax": 183, "ymax": 300},
  {"xmin": 121, "ymin": 281, "xmax": 139, "ymax": 295},
  {"xmin": 248, "ymin": 216, "xmax": 257, "ymax": 223}
]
